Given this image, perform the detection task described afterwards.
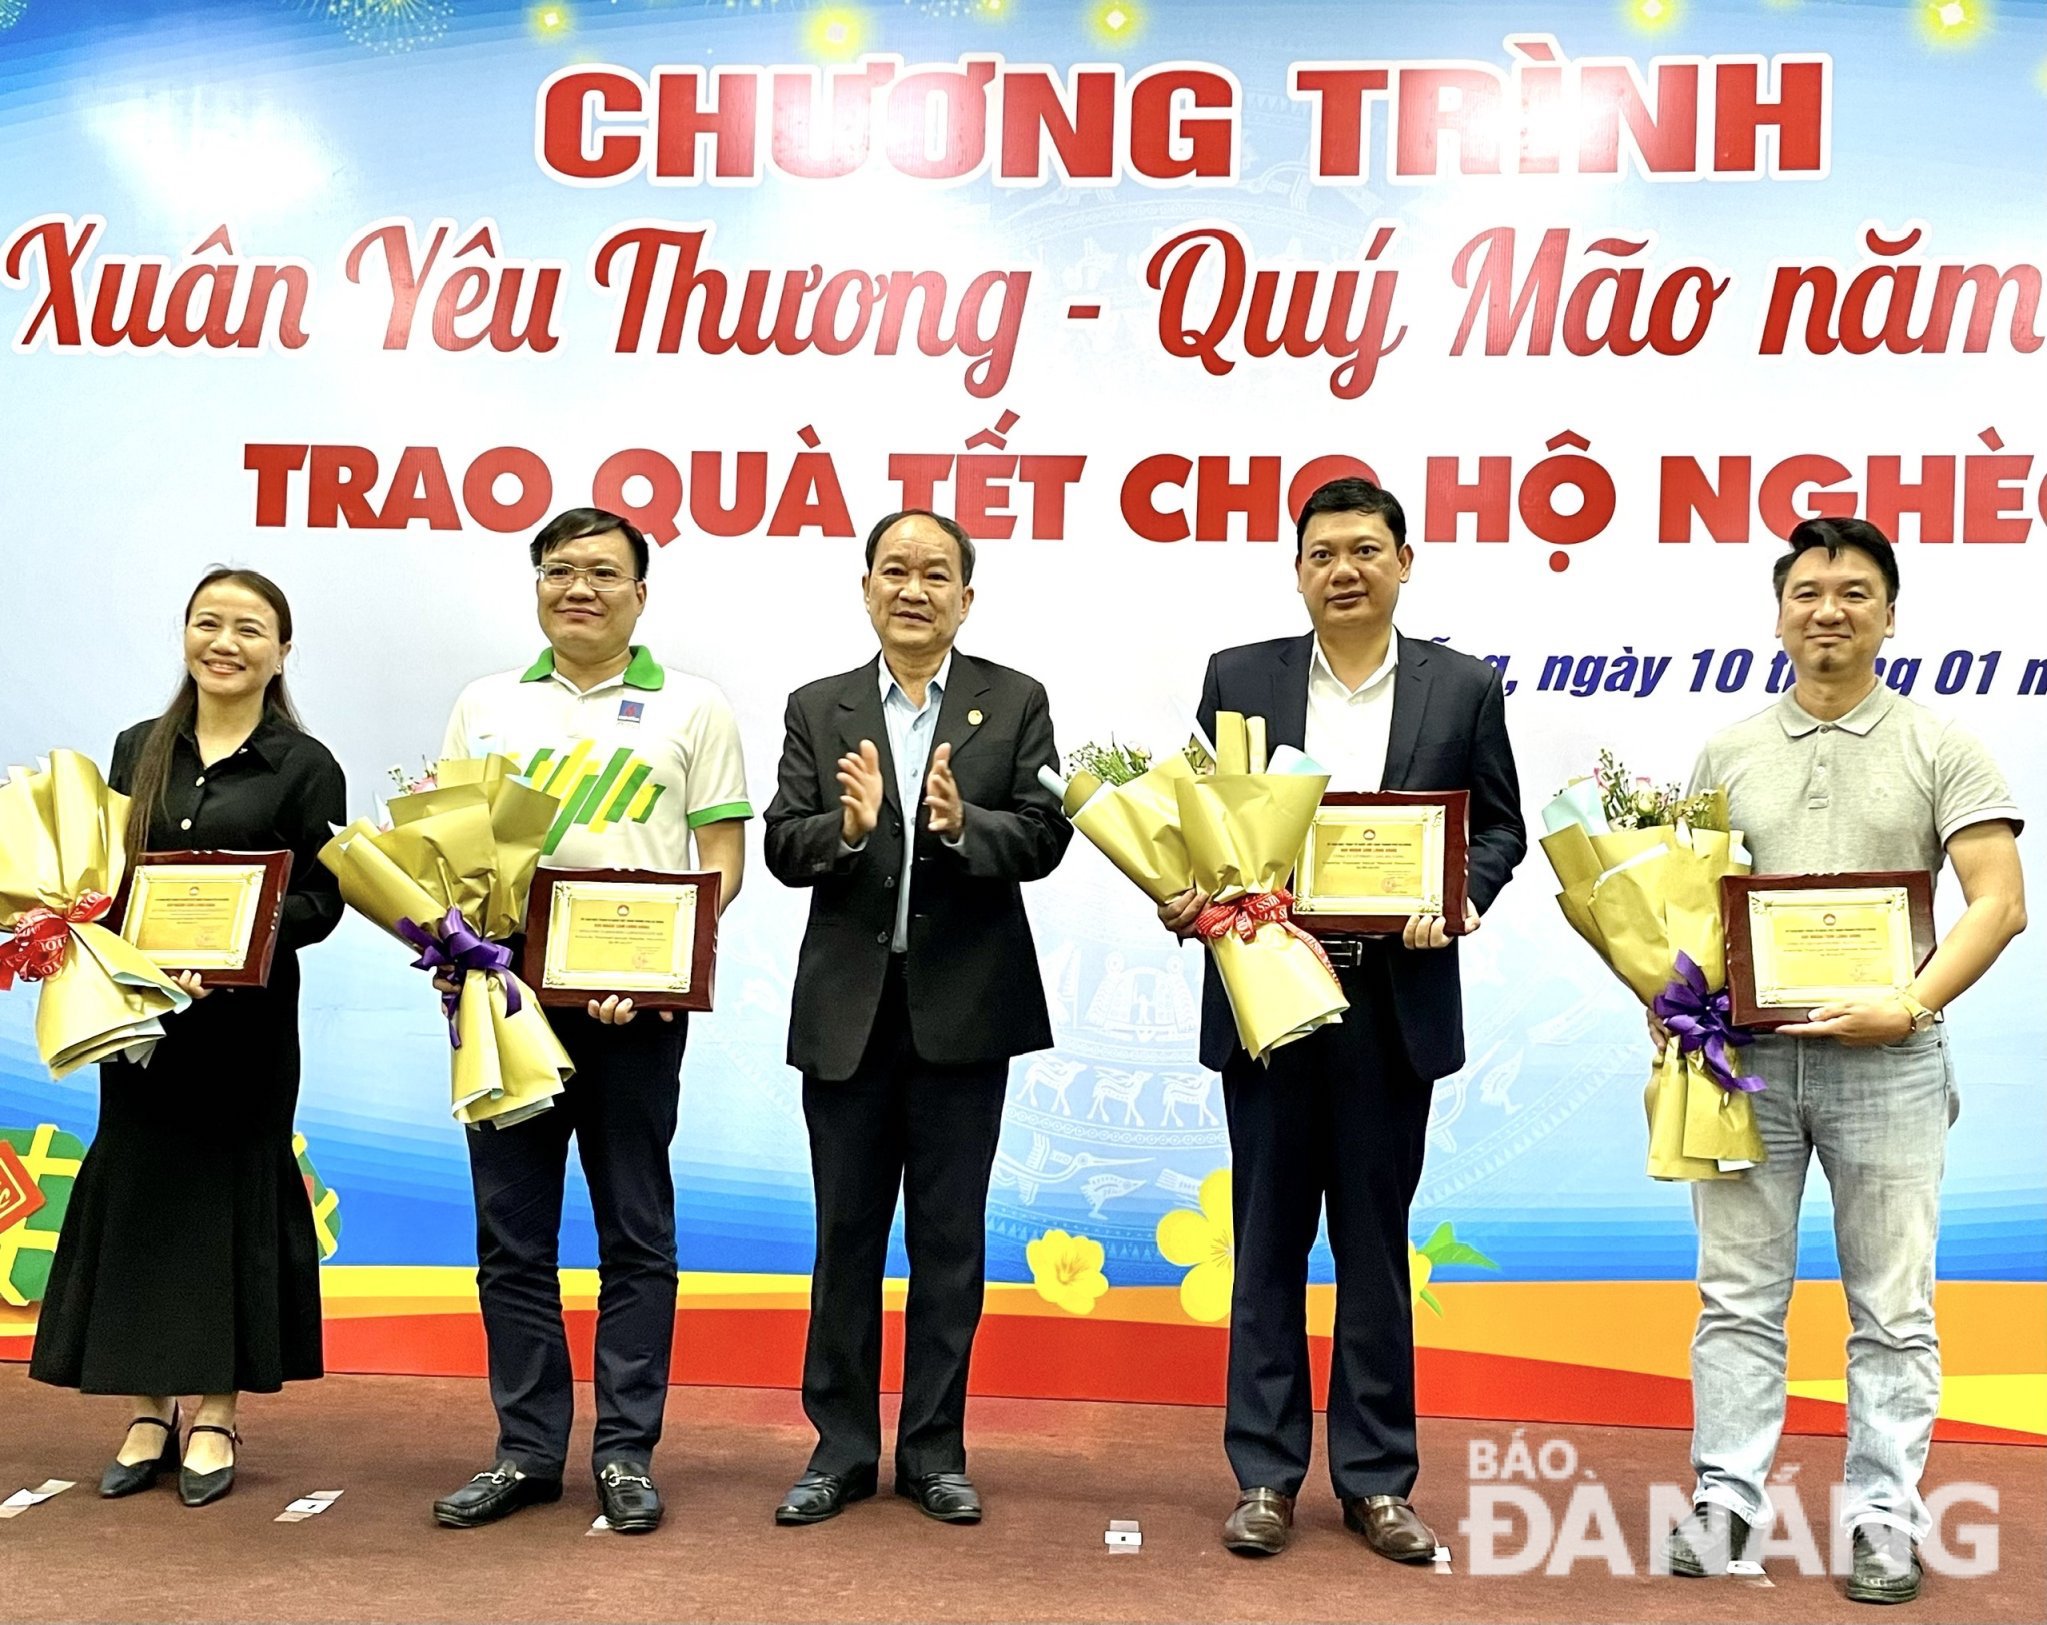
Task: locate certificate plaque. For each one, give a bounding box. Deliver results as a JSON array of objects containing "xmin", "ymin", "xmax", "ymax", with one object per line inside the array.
[
  {"xmin": 1292, "ymin": 791, "xmax": 1470, "ymax": 935},
  {"xmin": 521, "ymin": 867, "xmax": 721, "ymax": 1011},
  {"xmin": 116, "ymin": 849, "xmax": 291, "ymax": 987},
  {"xmin": 1722, "ymin": 871, "xmax": 1936, "ymax": 1030}
]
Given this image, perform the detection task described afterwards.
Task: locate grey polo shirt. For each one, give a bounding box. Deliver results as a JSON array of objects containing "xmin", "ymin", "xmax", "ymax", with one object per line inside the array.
[{"xmin": 1688, "ymin": 683, "xmax": 2021, "ymax": 891}]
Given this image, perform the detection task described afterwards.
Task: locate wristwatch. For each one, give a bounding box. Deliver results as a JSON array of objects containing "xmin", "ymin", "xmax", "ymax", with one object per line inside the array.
[{"xmin": 1896, "ymin": 990, "xmax": 1938, "ymax": 1033}]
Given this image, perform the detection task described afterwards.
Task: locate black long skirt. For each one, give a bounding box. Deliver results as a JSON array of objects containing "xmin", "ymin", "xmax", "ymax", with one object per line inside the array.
[{"xmin": 28, "ymin": 957, "xmax": 323, "ymax": 1395}]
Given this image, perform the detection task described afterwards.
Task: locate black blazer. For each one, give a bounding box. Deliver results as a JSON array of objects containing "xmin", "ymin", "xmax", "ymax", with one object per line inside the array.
[
  {"xmin": 765, "ymin": 651, "xmax": 1073, "ymax": 1082},
  {"xmin": 1196, "ymin": 631, "xmax": 1526, "ymax": 1081}
]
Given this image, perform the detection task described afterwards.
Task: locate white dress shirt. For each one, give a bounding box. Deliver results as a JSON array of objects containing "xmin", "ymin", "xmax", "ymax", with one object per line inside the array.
[{"xmin": 1304, "ymin": 631, "xmax": 1400, "ymax": 792}]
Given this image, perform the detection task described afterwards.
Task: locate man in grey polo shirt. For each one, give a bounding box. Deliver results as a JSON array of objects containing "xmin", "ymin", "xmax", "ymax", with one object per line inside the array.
[{"xmin": 1664, "ymin": 518, "xmax": 2025, "ymax": 1604}]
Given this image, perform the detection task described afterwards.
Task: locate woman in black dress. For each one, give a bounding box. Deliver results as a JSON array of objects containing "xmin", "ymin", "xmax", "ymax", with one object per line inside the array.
[{"xmin": 30, "ymin": 567, "xmax": 345, "ymax": 1507}]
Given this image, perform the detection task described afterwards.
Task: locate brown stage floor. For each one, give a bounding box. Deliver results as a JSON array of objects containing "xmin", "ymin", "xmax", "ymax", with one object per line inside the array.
[{"xmin": 2, "ymin": 1365, "xmax": 2041, "ymax": 1623}]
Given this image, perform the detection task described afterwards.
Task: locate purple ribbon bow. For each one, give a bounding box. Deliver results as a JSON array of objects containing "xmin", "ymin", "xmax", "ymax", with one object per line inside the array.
[
  {"xmin": 1652, "ymin": 951, "xmax": 1764, "ymax": 1094},
  {"xmin": 396, "ymin": 907, "xmax": 518, "ymax": 1047}
]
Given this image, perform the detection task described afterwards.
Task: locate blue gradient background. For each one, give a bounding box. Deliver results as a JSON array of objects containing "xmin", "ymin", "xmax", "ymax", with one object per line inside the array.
[{"xmin": 2, "ymin": 0, "xmax": 2041, "ymax": 1292}]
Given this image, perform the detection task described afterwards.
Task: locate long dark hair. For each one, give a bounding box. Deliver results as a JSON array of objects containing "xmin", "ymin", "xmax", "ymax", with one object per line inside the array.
[{"xmin": 124, "ymin": 568, "xmax": 302, "ymax": 869}]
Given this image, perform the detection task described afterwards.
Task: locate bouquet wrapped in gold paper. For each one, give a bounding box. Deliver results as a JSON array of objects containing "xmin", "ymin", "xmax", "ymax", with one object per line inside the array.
[
  {"xmin": 1040, "ymin": 714, "xmax": 1347, "ymax": 1063},
  {"xmin": 1539, "ymin": 751, "xmax": 1763, "ymax": 1181},
  {"xmin": 0, "ymin": 751, "xmax": 190, "ymax": 1078},
  {"xmin": 319, "ymin": 755, "xmax": 571, "ymax": 1128},
  {"xmin": 1040, "ymin": 738, "xmax": 1201, "ymax": 902}
]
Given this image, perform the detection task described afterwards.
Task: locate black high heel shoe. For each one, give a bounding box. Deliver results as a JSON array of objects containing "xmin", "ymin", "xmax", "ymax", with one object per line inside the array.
[
  {"xmin": 179, "ymin": 1424, "xmax": 239, "ymax": 1508},
  {"xmin": 100, "ymin": 1406, "xmax": 180, "ymax": 1498}
]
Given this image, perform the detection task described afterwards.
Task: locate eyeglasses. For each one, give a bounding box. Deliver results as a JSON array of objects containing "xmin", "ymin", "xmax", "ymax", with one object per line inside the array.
[{"xmin": 536, "ymin": 563, "xmax": 639, "ymax": 593}]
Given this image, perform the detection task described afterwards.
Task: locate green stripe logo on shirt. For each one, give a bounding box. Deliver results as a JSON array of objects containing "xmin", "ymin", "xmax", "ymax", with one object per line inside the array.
[{"xmin": 524, "ymin": 744, "xmax": 670, "ymax": 855}]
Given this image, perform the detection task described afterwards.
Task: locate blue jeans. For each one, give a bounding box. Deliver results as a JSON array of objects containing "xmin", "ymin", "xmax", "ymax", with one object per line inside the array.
[{"xmin": 1689, "ymin": 1025, "xmax": 1957, "ymax": 1541}]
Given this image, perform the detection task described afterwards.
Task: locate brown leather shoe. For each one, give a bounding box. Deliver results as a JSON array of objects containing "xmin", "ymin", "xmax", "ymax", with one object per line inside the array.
[
  {"xmin": 1222, "ymin": 1487, "xmax": 1295, "ymax": 1556},
  {"xmin": 1342, "ymin": 1494, "xmax": 1437, "ymax": 1562}
]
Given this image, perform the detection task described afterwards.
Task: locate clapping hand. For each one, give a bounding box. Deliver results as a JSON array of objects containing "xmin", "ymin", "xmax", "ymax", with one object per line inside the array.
[
  {"xmin": 838, "ymin": 739, "xmax": 885, "ymax": 846},
  {"xmin": 924, "ymin": 742, "xmax": 963, "ymax": 839}
]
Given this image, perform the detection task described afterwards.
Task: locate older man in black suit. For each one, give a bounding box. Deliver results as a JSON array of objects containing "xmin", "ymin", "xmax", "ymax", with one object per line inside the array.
[
  {"xmin": 1160, "ymin": 477, "xmax": 1526, "ymax": 1561},
  {"xmin": 764, "ymin": 509, "xmax": 1071, "ymax": 1527}
]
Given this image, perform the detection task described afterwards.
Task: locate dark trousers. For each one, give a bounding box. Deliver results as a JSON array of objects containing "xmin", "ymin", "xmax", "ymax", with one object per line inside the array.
[
  {"xmin": 800, "ymin": 959, "xmax": 1008, "ymax": 1480},
  {"xmin": 1222, "ymin": 953, "xmax": 1434, "ymax": 1501},
  {"xmin": 465, "ymin": 1008, "xmax": 687, "ymax": 1478}
]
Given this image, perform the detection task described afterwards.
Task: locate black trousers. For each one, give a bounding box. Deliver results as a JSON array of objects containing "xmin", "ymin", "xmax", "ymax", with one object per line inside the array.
[
  {"xmin": 800, "ymin": 958, "xmax": 1008, "ymax": 1480},
  {"xmin": 464, "ymin": 1008, "xmax": 687, "ymax": 1478},
  {"xmin": 1222, "ymin": 951, "xmax": 1434, "ymax": 1501}
]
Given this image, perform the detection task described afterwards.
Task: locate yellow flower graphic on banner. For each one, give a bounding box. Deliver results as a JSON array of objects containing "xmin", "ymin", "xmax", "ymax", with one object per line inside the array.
[
  {"xmin": 1026, "ymin": 1228, "xmax": 1110, "ymax": 1315},
  {"xmin": 1157, "ymin": 1169, "xmax": 1233, "ymax": 1323}
]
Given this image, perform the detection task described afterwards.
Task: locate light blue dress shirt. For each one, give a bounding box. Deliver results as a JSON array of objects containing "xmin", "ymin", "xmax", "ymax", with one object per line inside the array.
[{"xmin": 879, "ymin": 652, "xmax": 951, "ymax": 952}]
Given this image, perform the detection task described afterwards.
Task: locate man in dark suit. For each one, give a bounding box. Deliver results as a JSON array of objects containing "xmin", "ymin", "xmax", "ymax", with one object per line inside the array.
[
  {"xmin": 1160, "ymin": 477, "xmax": 1526, "ymax": 1561},
  {"xmin": 764, "ymin": 509, "xmax": 1071, "ymax": 1527}
]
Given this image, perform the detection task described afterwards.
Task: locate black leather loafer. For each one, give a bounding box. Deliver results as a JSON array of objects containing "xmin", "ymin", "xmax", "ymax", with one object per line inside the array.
[
  {"xmin": 596, "ymin": 1461, "xmax": 663, "ymax": 1534},
  {"xmin": 775, "ymin": 1466, "xmax": 878, "ymax": 1525},
  {"xmin": 178, "ymin": 1424, "xmax": 238, "ymax": 1508},
  {"xmin": 1667, "ymin": 1502, "xmax": 1753, "ymax": 1577},
  {"xmin": 1847, "ymin": 1523, "xmax": 1923, "ymax": 1604},
  {"xmin": 895, "ymin": 1471, "xmax": 982, "ymax": 1523},
  {"xmin": 433, "ymin": 1460, "xmax": 565, "ymax": 1528},
  {"xmin": 101, "ymin": 1408, "xmax": 180, "ymax": 1499}
]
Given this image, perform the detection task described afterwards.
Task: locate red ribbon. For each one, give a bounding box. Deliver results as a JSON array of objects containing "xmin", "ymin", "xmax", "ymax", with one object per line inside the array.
[
  {"xmin": 0, "ymin": 892, "xmax": 112, "ymax": 991},
  {"xmin": 1192, "ymin": 887, "xmax": 1341, "ymax": 983}
]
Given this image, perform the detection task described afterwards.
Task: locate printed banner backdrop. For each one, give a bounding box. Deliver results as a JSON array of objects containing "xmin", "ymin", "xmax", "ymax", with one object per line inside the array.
[{"xmin": 2, "ymin": 0, "xmax": 2043, "ymax": 1442}]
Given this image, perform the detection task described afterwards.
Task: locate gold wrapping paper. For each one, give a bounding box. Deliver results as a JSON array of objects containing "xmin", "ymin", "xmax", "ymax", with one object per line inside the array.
[
  {"xmin": 1054, "ymin": 719, "xmax": 1348, "ymax": 1063},
  {"xmin": 1062, "ymin": 752, "xmax": 1199, "ymax": 905},
  {"xmin": 1177, "ymin": 765, "xmax": 1346, "ymax": 1062},
  {"xmin": 0, "ymin": 751, "xmax": 189, "ymax": 1078},
  {"xmin": 1539, "ymin": 799, "xmax": 1764, "ymax": 1180},
  {"xmin": 1213, "ymin": 712, "xmax": 1249, "ymax": 776},
  {"xmin": 319, "ymin": 756, "xmax": 571, "ymax": 1128}
]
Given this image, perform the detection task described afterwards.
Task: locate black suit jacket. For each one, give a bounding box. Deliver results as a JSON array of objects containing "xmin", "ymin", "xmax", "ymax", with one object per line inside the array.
[
  {"xmin": 765, "ymin": 651, "xmax": 1073, "ymax": 1081},
  {"xmin": 1196, "ymin": 632, "xmax": 1526, "ymax": 1081}
]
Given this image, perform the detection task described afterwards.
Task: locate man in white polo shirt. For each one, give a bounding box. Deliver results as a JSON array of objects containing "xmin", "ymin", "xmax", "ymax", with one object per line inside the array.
[
  {"xmin": 429, "ymin": 507, "xmax": 749, "ymax": 1536},
  {"xmin": 1665, "ymin": 518, "xmax": 2025, "ymax": 1604}
]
